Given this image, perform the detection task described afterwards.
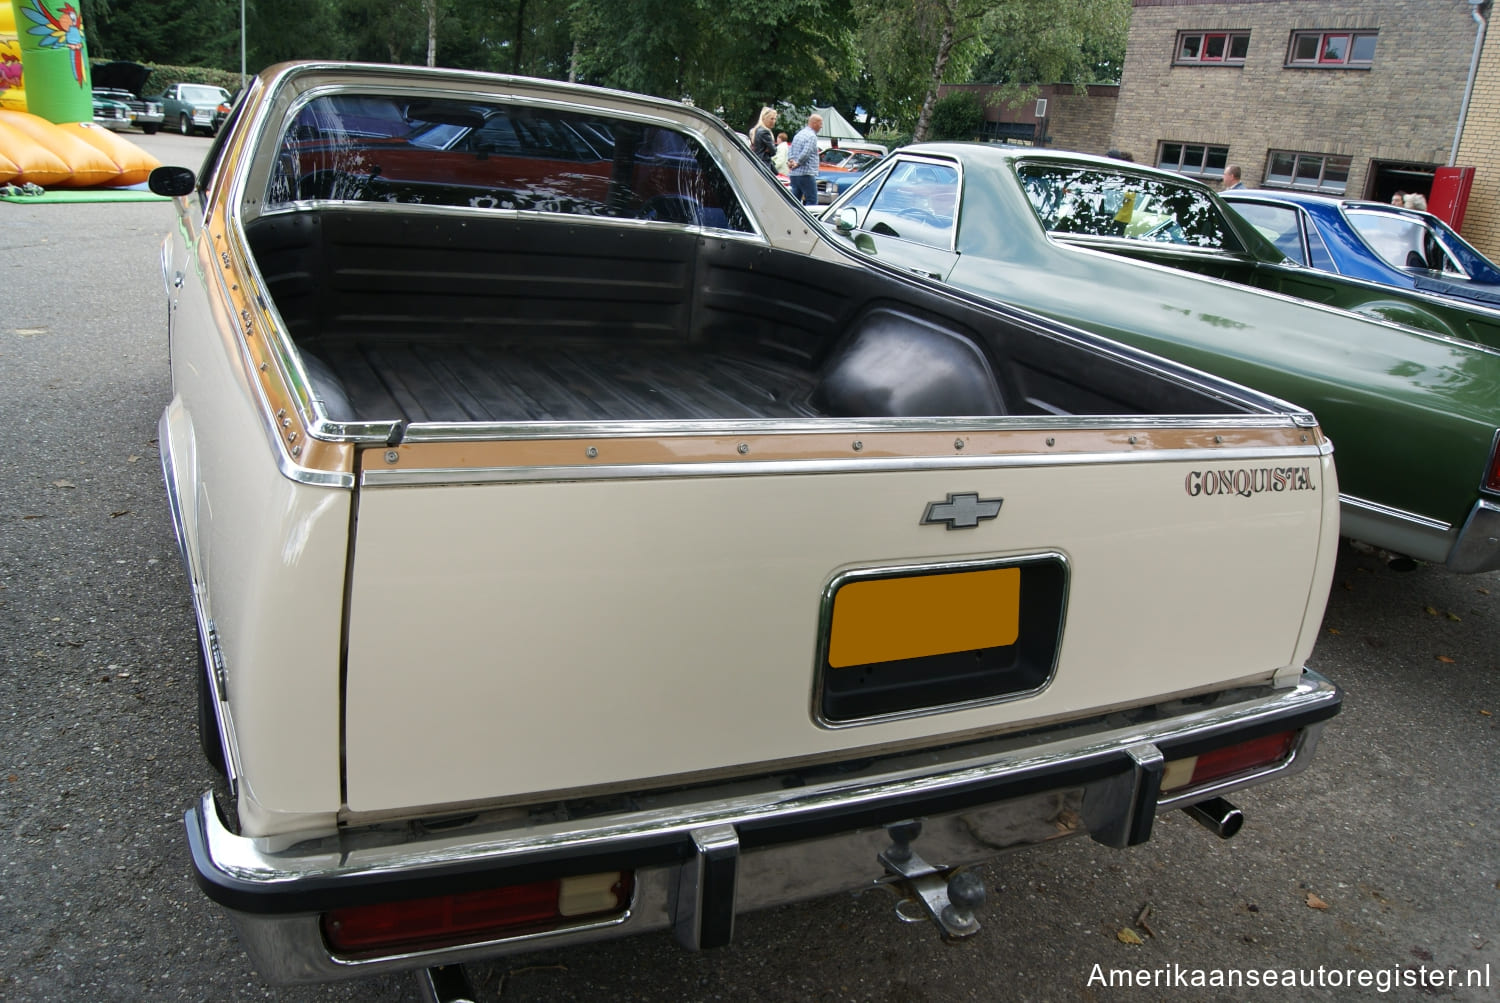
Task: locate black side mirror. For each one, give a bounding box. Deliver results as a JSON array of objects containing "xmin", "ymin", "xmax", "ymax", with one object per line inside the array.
[{"xmin": 148, "ymin": 165, "xmax": 196, "ymax": 197}]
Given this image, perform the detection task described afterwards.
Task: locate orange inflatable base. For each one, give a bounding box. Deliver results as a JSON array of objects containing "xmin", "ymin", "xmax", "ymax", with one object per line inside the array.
[{"xmin": 0, "ymin": 110, "xmax": 162, "ymax": 188}]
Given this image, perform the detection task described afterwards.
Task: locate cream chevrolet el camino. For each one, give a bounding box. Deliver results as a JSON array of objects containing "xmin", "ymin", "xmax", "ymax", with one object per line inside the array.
[{"xmin": 151, "ymin": 63, "xmax": 1341, "ymax": 994}]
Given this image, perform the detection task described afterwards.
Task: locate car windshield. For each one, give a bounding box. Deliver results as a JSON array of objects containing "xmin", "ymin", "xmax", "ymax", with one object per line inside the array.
[
  {"xmin": 1017, "ymin": 163, "xmax": 1242, "ymax": 250},
  {"xmin": 182, "ymin": 85, "xmax": 228, "ymax": 103},
  {"xmin": 266, "ymin": 92, "xmax": 753, "ymax": 233}
]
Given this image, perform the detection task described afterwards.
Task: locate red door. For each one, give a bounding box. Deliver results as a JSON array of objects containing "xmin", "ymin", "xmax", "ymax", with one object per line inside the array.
[{"xmin": 1429, "ymin": 167, "xmax": 1475, "ymax": 228}]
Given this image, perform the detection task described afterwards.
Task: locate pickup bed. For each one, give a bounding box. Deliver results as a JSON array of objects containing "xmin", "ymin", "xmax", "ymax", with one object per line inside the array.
[{"xmin": 155, "ymin": 63, "xmax": 1340, "ymax": 990}]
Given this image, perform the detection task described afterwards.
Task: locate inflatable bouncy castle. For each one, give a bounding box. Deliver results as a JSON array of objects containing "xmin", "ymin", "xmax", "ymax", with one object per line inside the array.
[{"xmin": 0, "ymin": 0, "xmax": 158, "ymax": 187}]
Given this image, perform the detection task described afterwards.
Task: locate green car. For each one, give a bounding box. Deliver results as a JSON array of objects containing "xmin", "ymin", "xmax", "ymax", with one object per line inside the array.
[{"xmin": 820, "ymin": 145, "xmax": 1500, "ymax": 573}]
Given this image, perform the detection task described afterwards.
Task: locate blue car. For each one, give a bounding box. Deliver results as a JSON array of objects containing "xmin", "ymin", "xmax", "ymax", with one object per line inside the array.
[{"xmin": 1223, "ymin": 189, "xmax": 1500, "ymax": 309}]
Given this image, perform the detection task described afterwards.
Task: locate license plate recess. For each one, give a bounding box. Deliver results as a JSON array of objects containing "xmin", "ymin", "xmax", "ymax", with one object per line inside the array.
[{"xmin": 816, "ymin": 555, "xmax": 1067, "ymax": 726}]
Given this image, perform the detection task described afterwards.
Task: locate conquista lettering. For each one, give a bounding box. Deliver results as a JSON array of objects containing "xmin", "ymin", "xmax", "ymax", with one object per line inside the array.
[{"xmin": 1184, "ymin": 466, "xmax": 1315, "ymax": 498}]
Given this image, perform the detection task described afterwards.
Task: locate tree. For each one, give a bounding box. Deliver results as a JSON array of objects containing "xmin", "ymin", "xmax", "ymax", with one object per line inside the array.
[
  {"xmin": 971, "ymin": 0, "xmax": 1128, "ymax": 86},
  {"xmin": 243, "ymin": 0, "xmax": 344, "ymax": 70},
  {"xmin": 854, "ymin": 0, "xmax": 1130, "ymax": 142},
  {"xmin": 928, "ymin": 89, "xmax": 983, "ymax": 140},
  {"xmin": 88, "ymin": 0, "xmax": 239, "ymax": 68},
  {"xmin": 569, "ymin": 0, "xmax": 857, "ymax": 131}
]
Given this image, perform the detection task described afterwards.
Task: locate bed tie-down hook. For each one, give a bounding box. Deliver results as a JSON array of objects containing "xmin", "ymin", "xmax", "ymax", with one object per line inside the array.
[{"xmin": 878, "ymin": 820, "xmax": 987, "ymax": 939}]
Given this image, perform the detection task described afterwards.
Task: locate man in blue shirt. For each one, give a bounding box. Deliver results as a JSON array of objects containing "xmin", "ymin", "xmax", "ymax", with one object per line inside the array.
[{"xmin": 786, "ymin": 113, "xmax": 823, "ymax": 206}]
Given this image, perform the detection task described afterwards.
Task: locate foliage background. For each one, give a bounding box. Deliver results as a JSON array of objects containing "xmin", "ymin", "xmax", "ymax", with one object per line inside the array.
[{"xmin": 81, "ymin": 0, "xmax": 1128, "ymax": 140}]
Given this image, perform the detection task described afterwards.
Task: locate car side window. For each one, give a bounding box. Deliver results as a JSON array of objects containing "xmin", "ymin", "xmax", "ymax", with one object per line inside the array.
[
  {"xmin": 1303, "ymin": 218, "xmax": 1336, "ymax": 271},
  {"xmin": 1227, "ymin": 202, "xmax": 1306, "ymax": 264},
  {"xmin": 860, "ymin": 161, "xmax": 958, "ymax": 250}
]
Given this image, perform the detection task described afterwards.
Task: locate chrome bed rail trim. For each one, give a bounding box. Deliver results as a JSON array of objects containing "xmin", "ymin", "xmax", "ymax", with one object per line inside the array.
[{"xmin": 360, "ymin": 442, "xmax": 1332, "ymax": 486}]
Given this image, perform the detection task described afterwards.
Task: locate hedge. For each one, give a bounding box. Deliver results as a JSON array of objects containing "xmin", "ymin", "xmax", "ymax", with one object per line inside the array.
[{"xmin": 91, "ymin": 61, "xmax": 244, "ymax": 99}]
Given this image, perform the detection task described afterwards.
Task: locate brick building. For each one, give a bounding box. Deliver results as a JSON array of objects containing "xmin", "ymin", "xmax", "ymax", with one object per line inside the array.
[{"xmin": 1111, "ymin": 0, "xmax": 1490, "ymax": 208}]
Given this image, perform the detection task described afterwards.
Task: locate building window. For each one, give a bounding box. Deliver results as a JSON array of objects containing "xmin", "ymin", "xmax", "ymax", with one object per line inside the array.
[
  {"xmin": 1264, "ymin": 150, "xmax": 1351, "ymax": 194},
  {"xmin": 1287, "ymin": 30, "xmax": 1377, "ymax": 67},
  {"xmin": 1175, "ymin": 31, "xmax": 1250, "ymax": 65},
  {"xmin": 1157, "ymin": 142, "xmax": 1229, "ymax": 180}
]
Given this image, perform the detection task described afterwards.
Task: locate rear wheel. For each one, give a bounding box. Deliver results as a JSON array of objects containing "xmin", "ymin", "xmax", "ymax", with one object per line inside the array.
[{"xmin": 178, "ymin": 113, "xmax": 191, "ymax": 136}]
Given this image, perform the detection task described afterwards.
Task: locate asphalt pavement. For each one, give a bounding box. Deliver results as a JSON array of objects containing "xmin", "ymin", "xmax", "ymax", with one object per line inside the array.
[{"xmin": 1, "ymin": 129, "xmax": 1497, "ymax": 1002}]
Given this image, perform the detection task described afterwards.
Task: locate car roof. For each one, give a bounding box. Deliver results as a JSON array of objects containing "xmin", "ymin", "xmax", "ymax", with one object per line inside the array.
[
  {"xmin": 899, "ymin": 142, "xmax": 1220, "ymax": 190},
  {"xmin": 1223, "ymin": 189, "xmax": 1435, "ymax": 220}
]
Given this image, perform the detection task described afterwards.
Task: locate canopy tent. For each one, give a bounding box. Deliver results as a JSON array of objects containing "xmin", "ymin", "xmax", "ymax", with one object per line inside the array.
[{"xmin": 812, "ymin": 106, "xmax": 863, "ymax": 141}]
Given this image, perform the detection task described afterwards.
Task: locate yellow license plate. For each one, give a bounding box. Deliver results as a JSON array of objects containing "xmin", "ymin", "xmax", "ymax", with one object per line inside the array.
[{"xmin": 828, "ymin": 567, "xmax": 1021, "ymax": 668}]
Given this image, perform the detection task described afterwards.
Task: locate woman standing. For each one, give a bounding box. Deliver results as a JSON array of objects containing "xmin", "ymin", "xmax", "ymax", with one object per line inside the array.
[{"xmin": 749, "ymin": 107, "xmax": 778, "ymax": 167}]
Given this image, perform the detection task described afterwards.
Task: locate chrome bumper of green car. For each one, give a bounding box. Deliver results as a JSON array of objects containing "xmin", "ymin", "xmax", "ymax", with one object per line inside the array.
[{"xmin": 1448, "ymin": 498, "xmax": 1500, "ymax": 574}]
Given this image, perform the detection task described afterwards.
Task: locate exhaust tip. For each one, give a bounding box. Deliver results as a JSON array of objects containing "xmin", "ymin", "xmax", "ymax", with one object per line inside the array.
[{"xmin": 1182, "ymin": 797, "xmax": 1244, "ymax": 839}]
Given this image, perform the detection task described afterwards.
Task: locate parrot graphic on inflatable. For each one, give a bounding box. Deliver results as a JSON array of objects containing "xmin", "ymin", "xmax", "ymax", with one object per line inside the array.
[{"xmin": 20, "ymin": 0, "xmax": 83, "ymax": 88}]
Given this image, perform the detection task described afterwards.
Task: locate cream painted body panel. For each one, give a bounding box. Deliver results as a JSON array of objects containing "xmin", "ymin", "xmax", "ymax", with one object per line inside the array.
[
  {"xmin": 344, "ymin": 446, "xmax": 1333, "ymax": 813},
  {"xmin": 165, "ymin": 217, "xmax": 348, "ymax": 835}
]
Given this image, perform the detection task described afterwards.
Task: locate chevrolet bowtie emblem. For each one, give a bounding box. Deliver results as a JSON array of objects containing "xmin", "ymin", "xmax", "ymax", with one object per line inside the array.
[{"xmin": 922, "ymin": 493, "xmax": 1003, "ymax": 529}]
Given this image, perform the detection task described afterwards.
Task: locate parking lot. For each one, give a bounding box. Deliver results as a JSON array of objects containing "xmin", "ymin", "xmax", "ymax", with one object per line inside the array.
[{"xmin": 1, "ymin": 129, "xmax": 1496, "ymax": 1001}]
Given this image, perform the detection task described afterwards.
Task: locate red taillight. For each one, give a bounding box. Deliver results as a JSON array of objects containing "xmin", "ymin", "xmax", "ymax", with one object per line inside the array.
[
  {"xmin": 321, "ymin": 871, "xmax": 631, "ymax": 956},
  {"xmin": 1188, "ymin": 730, "xmax": 1296, "ymax": 788},
  {"xmin": 1486, "ymin": 437, "xmax": 1500, "ymax": 492}
]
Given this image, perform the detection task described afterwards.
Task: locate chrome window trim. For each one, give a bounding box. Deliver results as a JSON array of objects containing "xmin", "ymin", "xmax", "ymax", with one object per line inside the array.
[{"xmin": 810, "ymin": 553, "xmax": 1069, "ymax": 730}]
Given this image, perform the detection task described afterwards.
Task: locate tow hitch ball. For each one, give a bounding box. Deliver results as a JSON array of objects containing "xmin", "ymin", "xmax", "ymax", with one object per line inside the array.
[{"xmin": 879, "ymin": 821, "xmax": 987, "ymax": 940}]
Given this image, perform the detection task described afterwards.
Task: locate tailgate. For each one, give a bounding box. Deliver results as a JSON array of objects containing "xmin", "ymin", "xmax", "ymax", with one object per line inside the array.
[{"xmin": 342, "ymin": 425, "xmax": 1333, "ymax": 814}]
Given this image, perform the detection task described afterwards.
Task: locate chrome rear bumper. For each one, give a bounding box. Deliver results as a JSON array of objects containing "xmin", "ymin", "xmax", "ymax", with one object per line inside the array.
[
  {"xmin": 1448, "ymin": 498, "xmax": 1500, "ymax": 574},
  {"xmin": 188, "ymin": 669, "xmax": 1339, "ymax": 984}
]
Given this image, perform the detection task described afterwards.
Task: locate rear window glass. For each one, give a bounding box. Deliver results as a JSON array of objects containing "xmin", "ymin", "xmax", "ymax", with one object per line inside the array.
[
  {"xmin": 1017, "ymin": 163, "xmax": 1240, "ymax": 250},
  {"xmin": 266, "ymin": 93, "xmax": 752, "ymax": 232}
]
